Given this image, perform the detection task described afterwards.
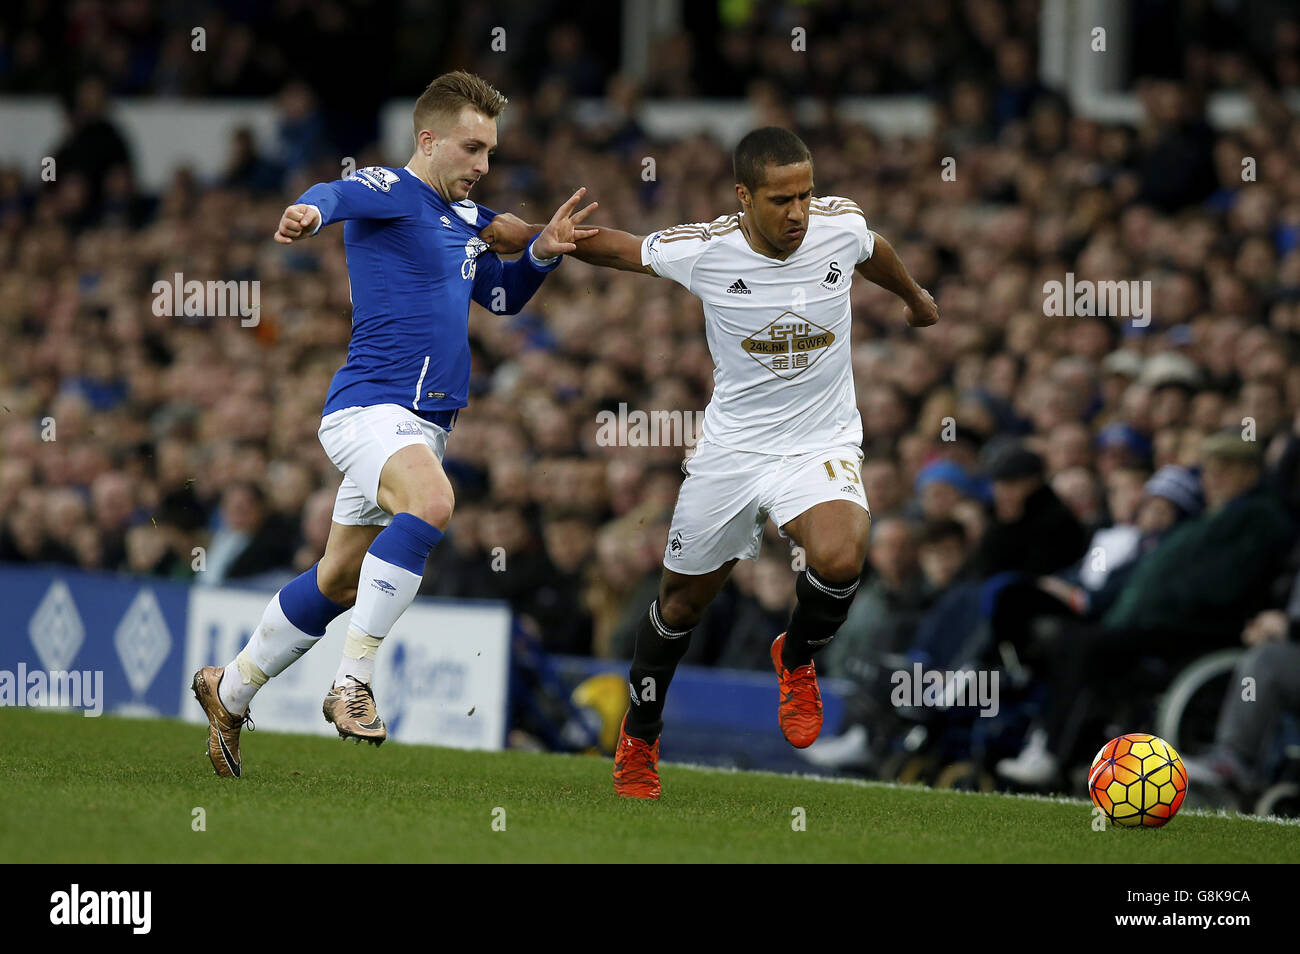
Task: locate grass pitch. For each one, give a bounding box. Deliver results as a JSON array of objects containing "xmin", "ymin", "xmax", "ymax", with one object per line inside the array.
[{"xmin": 2, "ymin": 708, "xmax": 1295, "ymax": 863}]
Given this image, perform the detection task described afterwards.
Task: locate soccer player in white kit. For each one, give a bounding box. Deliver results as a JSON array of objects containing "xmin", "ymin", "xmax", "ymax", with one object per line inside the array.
[{"xmin": 571, "ymin": 127, "xmax": 939, "ymax": 798}]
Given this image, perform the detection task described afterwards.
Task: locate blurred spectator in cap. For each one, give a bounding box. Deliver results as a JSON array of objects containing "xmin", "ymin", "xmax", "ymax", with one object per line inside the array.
[
  {"xmin": 985, "ymin": 442, "xmax": 1044, "ymax": 482},
  {"xmin": 1136, "ymin": 463, "xmax": 1205, "ymax": 536},
  {"xmin": 1100, "ymin": 433, "xmax": 1289, "ymax": 637},
  {"xmin": 1095, "ymin": 422, "xmax": 1153, "ymax": 480},
  {"xmin": 1198, "ymin": 430, "xmax": 1267, "ymax": 513},
  {"xmin": 1101, "ymin": 350, "xmax": 1144, "ymax": 380},
  {"xmin": 970, "ymin": 443, "xmax": 1088, "ymax": 577},
  {"xmin": 1143, "ymin": 352, "xmax": 1203, "ymax": 431},
  {"xmin": 959, "ymin": 388, "xmax": 1026, "ymax": 437},
  {"xmin": 1141, "ymin": 352, "xmax": 1203, "ymax": 391},
  {"xmin": 1039, "ymin": 463, "xmax": 1204, "ymax": 620},
  {"xmin": 913, "ymin": 459, "xmax": 980, "ymax": 521},
  {"xmin": 932, "ymin": 423, "xmax": 985, "ymax": 474}
]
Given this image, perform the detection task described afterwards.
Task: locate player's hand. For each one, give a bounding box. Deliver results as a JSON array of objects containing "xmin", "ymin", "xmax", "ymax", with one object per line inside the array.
[
  {"xmin": 275, "ymin": 204, "xmax": 320, "ymax": 244},
  {"xmin": 904, "ymin": 287, "xmax": 938, "ymax": 327},
  {"xmin": 479, "ymin": 212, "xmax": 539, "ymax": 254},
  {"xmin": 532, "ymin": 187, "xmax": 599, "ymax": 259}
]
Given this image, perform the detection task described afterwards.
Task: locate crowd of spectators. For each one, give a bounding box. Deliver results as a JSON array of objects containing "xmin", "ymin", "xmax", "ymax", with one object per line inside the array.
[
  {"xmin": 2, "ymin": 2, "xmax": 1300, "ymax": 788},
  {"xmin": 4, "ymin": 0, "xmax": 1300, "ymax": 107}
]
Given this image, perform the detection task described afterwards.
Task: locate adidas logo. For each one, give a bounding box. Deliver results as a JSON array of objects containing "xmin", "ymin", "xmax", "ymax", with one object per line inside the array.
[
  {"xmin": 841, "ymin": 484, "xmax": 860, "ymax": 496},
  {"xmin": 726, "ymin": 279, "xmax": 751, "ymax": 294}
]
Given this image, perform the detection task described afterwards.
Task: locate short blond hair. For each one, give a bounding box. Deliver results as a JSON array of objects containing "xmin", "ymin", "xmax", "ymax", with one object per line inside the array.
[{"xmin": 413, "ymin": 71, "xmax": 507, "ymax": 140}]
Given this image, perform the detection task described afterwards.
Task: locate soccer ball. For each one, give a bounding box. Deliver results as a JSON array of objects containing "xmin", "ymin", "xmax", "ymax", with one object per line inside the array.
[{"xmin": 1088, "ymin": 732, "xmax": 1187, "ymax": 828}]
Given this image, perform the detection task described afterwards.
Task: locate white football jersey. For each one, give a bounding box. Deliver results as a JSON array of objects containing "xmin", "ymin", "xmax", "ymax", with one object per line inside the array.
[{"xmin": 641, "ymin": 196, "xmax": 874, "ymax": 454}]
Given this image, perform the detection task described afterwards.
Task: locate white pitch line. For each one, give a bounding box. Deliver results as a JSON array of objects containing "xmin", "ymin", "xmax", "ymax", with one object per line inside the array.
[{"xmin": 656, "ymin": 759, "xmax": 1300, "ymax": 829}]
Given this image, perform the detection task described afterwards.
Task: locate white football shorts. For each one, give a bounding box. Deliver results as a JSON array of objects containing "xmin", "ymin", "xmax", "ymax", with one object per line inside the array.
[
  {"xmin": 317, "ymin": 403, "xmax": 451, "ymax": 527},
  {"xmin": 663, "ymin": 437, "xmax": 871, "ymax": 575}
]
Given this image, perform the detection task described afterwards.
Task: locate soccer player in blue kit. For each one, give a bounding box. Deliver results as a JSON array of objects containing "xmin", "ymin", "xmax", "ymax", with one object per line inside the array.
[{"xmin": 192, "ymin": 71, "xmax": 595, "ymax": 777}]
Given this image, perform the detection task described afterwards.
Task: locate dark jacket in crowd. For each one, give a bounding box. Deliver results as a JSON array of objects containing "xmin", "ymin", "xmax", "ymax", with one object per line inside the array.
[
  {"xmin": 1103, "ymin": 484, "xmax": 1295, "ymax": 637},
  {"xmin": 969, "ymin": 484, "xmax": 1089, "ymax": 578}
]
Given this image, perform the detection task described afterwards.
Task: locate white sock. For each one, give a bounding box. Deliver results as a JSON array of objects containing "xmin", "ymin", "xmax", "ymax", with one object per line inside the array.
[
  {"xmin": 333, "ymin": 551, "xmax": 422, "ymax": 687},
  {"xmin": 218, "ymin": 591, "xmax": 321, "ymax": 714}
]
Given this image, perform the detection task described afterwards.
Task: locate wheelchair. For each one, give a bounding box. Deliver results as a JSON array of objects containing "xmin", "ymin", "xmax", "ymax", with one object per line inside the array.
[{"xmin": 1155, "ymin": 647, "xmax": 1300, "ymax": 818}]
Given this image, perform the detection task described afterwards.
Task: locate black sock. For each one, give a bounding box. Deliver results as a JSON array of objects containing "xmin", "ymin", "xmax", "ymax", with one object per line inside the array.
[
  {"xmin": 782, "ymin": 569, "xmax": 859, "ymax": 670},
  {"xmin": 624, "ymin": 600, "xmax": 693, "ymax": 743}
]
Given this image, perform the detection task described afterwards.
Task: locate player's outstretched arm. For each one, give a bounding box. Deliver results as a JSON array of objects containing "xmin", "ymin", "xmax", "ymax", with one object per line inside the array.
[
  {"xmin": 854, "ymin": 230, "xmax": 938, "ymax": 328},
  {"xmin": 477, "ymin": 189, "xmax": 599, "ymax": 256},
  {"xmin": 475, "ymin": 188, "xmax": 599, "ymax": 255},
  {"xmin": 469, "ymin": 189, "xmax": 598, "ymax": 316},
  {"xmin": 565, "ymin": 227, "xmax": 656, "ymax": 274},
  {"xmin": 275, "ymin": 167, "xmax": 409, "ymax": 243}
]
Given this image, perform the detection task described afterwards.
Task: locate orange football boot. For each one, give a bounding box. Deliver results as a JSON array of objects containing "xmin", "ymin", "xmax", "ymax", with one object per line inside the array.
[
  {"xmin": 771, "ymin": 633, "xmax": 823, "ymax": 748},
  {"xmin": 613, "ymin": 714, "xmax": 661, "ymax": 799}
]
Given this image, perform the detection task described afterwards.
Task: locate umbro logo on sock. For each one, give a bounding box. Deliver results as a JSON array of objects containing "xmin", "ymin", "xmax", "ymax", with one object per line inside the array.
[
  {"xmin": 726, "ymin": 279, "xmax": 751, "ymax": 294},
  {"xmin": 371, "ymin": 579, "xmax": 397, "ymax": 594}
]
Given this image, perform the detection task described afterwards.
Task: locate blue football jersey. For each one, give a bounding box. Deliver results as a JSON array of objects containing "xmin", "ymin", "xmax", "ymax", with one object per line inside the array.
[{"xmin": 295, "ymin": 165, "xmax": 558, "ymax": 422}]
